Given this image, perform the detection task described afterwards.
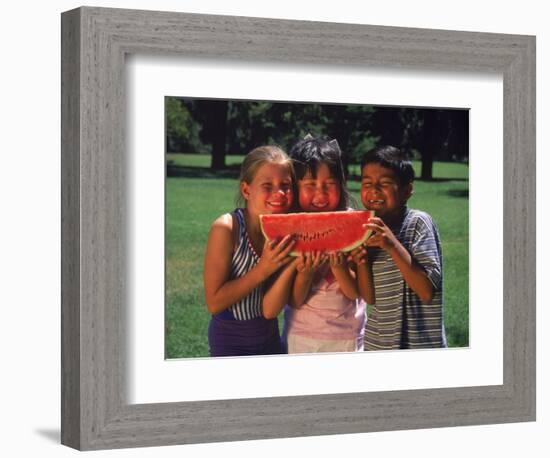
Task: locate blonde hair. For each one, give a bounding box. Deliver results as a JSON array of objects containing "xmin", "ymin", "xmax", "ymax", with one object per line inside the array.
[{"xmin": 235, "ymin": 145, "xmax": 295, "ymax": 207}]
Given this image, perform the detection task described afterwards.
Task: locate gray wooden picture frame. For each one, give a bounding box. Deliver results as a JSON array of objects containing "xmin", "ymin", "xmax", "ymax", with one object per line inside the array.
[{"xmin": 61, "ymin": 6, "xmax": 536, "ymax": 451}]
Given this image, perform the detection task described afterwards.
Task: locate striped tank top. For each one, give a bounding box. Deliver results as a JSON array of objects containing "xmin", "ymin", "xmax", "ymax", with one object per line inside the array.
[{"xmin": 218, "ymin": 208, "xmax": 264, "ymax": 321}]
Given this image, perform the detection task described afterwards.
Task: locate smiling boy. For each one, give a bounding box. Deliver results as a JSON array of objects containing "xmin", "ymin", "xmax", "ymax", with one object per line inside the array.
[{"xmin": 357, "ymin": 146, "xmax": 447, "ymax": 350}]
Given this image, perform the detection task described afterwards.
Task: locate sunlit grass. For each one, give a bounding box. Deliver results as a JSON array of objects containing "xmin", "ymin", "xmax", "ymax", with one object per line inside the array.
[{"xmin": 166, "ymin": 154, "xmax": 469, "ymax": 357}]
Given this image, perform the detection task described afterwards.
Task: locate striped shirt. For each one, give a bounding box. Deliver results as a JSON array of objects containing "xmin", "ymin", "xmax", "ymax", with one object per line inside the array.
[
  {"xmin": 218, "ymin": 208, "xmax": 263, "ymax": 321},
  {"xmin": 364, "ymin": 207, "xmax": 447, "ymax": 350}
]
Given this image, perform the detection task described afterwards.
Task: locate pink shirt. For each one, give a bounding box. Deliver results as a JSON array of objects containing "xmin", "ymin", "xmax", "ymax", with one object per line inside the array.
[{"xmin": 285, "ymin": 265, "xmax": 366, "ymax": 342}]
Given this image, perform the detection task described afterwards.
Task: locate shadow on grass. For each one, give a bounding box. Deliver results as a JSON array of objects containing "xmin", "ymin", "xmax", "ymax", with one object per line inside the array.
[
  {"xmin": 167, "ymin": 165, "xmax": 470, "ymax": 186},
  {"xmin": 167, "ymin": 164, "xmax": 240, "ymax": 179},
  {"xmin": 347, "ymin": 174, "xmax": 468, "ymax": 183},
  {"xmin": 446, "ymin": 189, "xmax": 469, "ymax": 198},
  {"xmin": 446, "ymin": 325, "xmax": 470, "ymax": 348},
  {"xmin": 419, "ymin": 177, "xmax": 469, "ymax": 183}
]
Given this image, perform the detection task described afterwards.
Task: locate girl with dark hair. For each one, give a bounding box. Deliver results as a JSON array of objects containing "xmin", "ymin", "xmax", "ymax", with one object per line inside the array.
[{"xmin": 282, "ymin": 136, "xmax": 366, "ymax": 354}]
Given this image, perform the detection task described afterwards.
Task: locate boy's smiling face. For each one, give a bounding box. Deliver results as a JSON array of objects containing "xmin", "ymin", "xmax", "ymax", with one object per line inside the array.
[{"xmin": 360, "ymin": 163, "xmax": 412, "ymax": 221}]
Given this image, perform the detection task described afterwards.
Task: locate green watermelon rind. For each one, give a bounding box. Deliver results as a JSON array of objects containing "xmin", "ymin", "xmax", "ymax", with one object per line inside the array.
[
  {"xmin": 259, "ymin": 210, "xmax": 375, "ymax": 256},
  {"xmin": 337, "ymin": 224, "xmax": 374, "ymax": 255}
]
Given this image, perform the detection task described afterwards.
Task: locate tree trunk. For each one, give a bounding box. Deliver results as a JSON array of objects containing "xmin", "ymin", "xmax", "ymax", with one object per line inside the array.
[
  {"xmin": 419, "ymin": 110, "xmax": 438, "ymax": 180},
  {"xmin": 208, "ymin": 101, "xmax": 228, "ymax": 170},
  {"xmin": 421, "ymin": 155, "xmax": 434, "ymax": 180}
]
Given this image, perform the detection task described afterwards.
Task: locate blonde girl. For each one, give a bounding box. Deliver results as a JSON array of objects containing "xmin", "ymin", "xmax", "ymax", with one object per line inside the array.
[{"xmin": 204, "ymin": 146, "xmax": 296, "ymax": 357}]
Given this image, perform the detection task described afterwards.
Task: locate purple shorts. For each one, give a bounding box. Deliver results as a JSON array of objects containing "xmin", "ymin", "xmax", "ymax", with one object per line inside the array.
[{"xmin": 208, "ymin": 315, "xmax": 283, "ymax": 357}]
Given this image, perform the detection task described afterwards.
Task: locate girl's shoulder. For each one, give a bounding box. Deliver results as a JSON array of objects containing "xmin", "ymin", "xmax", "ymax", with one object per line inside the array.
[
  {"xmin": 211, "ymin": 212, "xmax": 234, "ymax": 230},
  {"xmin": 209, "ymin": 210, "xmax": 240, "ymax": 249}
]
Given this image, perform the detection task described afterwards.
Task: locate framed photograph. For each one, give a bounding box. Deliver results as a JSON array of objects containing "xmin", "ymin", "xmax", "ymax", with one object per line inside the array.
[{"xmin": 61, "ymin": 6, "xmax": 535, "ymax": 450}]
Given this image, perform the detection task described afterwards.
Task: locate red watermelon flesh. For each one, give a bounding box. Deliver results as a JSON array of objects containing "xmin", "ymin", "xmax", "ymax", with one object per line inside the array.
[{"xmin": 260, "ymin": 210, "xmax": 375, "ymax": 255}]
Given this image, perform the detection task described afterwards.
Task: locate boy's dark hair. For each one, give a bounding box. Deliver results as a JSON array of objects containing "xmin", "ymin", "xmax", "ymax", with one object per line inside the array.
[
  {"xmin": 360, "ymin": 145, "xmax": 415, "ymax": 186},
  {"xmin": 289, "ymin": 135, "xmax": 350, "ymax": 211}
]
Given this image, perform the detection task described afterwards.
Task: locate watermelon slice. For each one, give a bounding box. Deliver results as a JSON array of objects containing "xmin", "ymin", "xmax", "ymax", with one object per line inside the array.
[{"xmin": 259, "ymin": 210, "xmax": 375, "ymax": 255}]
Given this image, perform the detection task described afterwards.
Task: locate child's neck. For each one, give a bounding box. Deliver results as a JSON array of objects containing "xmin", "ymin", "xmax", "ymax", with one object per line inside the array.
[{"xmin": 381, "ymin": 205, "xmax": 407, "ymax": 227}]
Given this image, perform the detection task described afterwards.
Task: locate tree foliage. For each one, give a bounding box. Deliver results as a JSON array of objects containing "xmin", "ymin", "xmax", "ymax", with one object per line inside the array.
[
  {"xmin": 165, "ymin": 98, "xmax": 205, "ymax": 154},
  {"xmin": 165, "ymin": 97, "xmax": 468, "ymax": 179}
]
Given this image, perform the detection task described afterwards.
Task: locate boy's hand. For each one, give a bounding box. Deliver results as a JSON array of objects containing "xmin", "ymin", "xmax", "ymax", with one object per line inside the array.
[
  {"xmin": 348, "ymin": 245, "xmax": 368, "ymax": 265},
  {"xmin": 296, "ymin": 251, "xmax": 326, "ymax": 274},
  {"xmin": 364, "ymin": 217, "xmax": 399, "ymax": 252}
]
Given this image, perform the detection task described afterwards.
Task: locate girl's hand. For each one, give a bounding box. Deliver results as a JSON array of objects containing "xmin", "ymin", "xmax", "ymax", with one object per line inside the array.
[
  {"xmin": 348, "ymin": 245, "xmax": 368, "ymax": 265},
  {"xmin": 329, "ymin": 251, "xmax": 347, "ymax": 272},
  {"xmin": 296, "ymin": 251, "xmax": 326, "ymax": 274},
  {"xmin": 257, "ymin": 235, "xmax": 295, "ymax": 279},
  {"xmin": 329, "ymin": 251, "xmax": 360, "ymax": 300},
  {"xmin": 364, "ymin": 217, "xmax": 399, "ymax": 252}
]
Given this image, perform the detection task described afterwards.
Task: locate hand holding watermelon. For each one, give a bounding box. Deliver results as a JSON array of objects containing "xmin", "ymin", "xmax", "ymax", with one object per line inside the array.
[
  {"xmin": 363, "ymin": 217, "xmax": 399, "ymax": 252},
  {"xmin": 256, "ymin": 234, "xmax": 296, "ymax": 279},
  {"xmin": 348, "ymin": 245, "xmax": 368, "ymax": 265},
  {"xmin": 328, "ymin": 252, "xmax": 347, "ymax": 271},
  {"xmin": 295, "ymin": 251, "xmax": 326, "ymax": 275}
]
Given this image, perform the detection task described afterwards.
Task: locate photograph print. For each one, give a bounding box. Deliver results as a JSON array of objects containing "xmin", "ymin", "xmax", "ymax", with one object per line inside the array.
[{"xmin": 165, "ymin": 97, "xmax": 469, "ymax": 359}]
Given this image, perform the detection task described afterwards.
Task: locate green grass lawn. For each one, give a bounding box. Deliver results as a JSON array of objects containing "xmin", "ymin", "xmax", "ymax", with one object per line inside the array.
[{"xmin": 166, "ymin": 154, "xmax": 469, "ymax": 358}]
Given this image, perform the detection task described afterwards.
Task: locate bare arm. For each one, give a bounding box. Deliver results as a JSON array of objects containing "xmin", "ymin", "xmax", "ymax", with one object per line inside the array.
[
  {"xmin": 365, "ymin": 217, "xmax": 434, "ymax": 304},
  {"xmin": 387, "ymin": 243, "xmax": 434, "ymax": 303},
  {"xmin": 203, "ymin": 215, "xmax": 264, "ymax": 314},
  {"xmin": 291, "ymin": 271, "xmax": 314, "ymax": 308},
  {"xmin": 262, "ymin": 259, "xmax": 299, "ymax": 319},
  {"xmin": 290, "ymin": 252, "xmax": 325, "ymax": 308},
  {"xmin": 203, "ymin": 215, "xmax": 295, "ymax": 314},
  {"xmin": 329, "ymin": 252, "xmax": 359, "ymax": 300},
  {"xmin": 349, "ymin": 245, "xmax": 375, "ymax": 304}
]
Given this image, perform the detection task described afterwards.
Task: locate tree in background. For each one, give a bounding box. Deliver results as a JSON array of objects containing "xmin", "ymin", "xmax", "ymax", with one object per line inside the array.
[
  {"xmin": 372, "ymin": 107, "xmax": 469, "ymax": 180},
  {"xmin": 179, "ymin": 99, "xmax": 229, "ymax": 170},
  {"xmin": 166, "ymin": 97, "xmax": 468, "ymax": 179},
  {"xmin": 165, "ymin": 97, "xmax": 204, "ymax": 154}
]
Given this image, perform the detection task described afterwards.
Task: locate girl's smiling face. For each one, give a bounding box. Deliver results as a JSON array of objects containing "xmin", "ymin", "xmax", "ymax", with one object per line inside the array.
[
  {"xmin": 298, "ymin": 162, "xmax": 341, "ymax": 212},
  {"xmin": 240, "ymin": 162, "xmax": 293, "ymax": 215}
]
